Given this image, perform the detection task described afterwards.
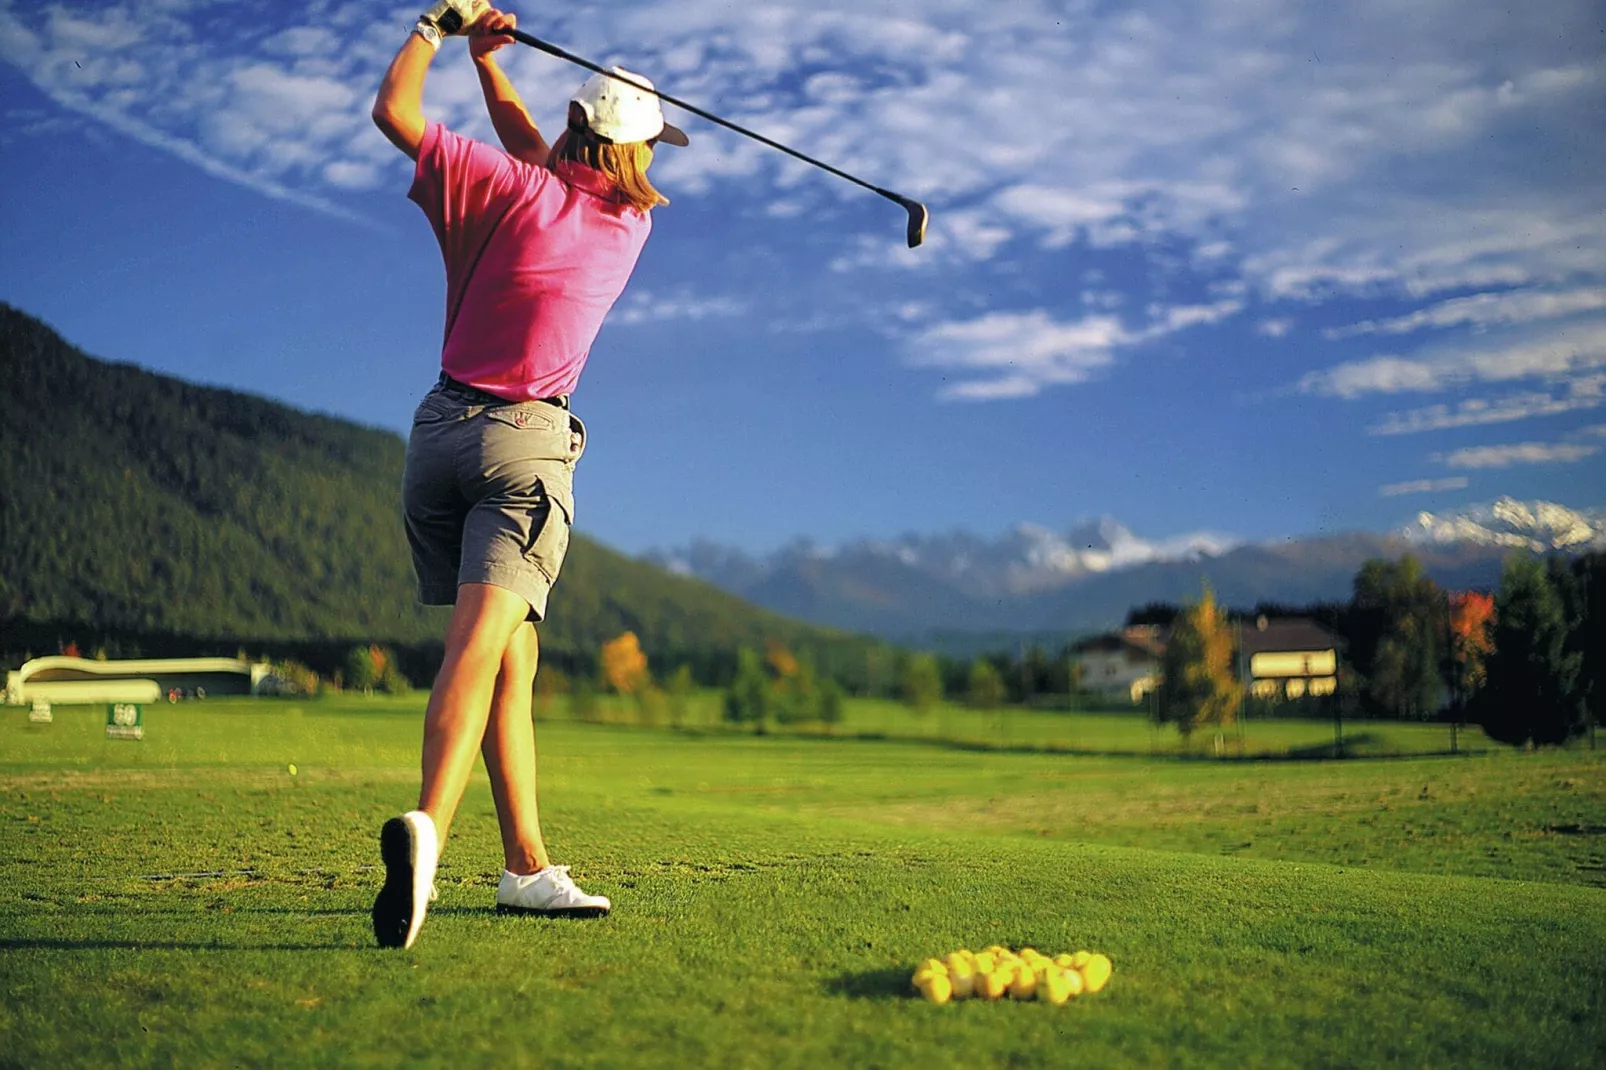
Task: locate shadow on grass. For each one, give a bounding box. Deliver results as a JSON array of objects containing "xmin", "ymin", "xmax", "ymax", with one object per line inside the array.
[
  {"xmin": 823, "ymin": 967, "xmax": 915, "ymax": 1001},
  {"xmin": 696, "ymin": 727, "xmax": 1487, "ymax": 764},
  {"xmin": 0, "ymin": 937, "xmax": 355, "ymax": 952}
]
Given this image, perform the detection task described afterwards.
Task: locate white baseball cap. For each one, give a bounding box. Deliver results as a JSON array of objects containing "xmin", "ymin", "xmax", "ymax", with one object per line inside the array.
[{"xmin": 571, "ymin": 67, "xmax": 689, "ymax": 147}]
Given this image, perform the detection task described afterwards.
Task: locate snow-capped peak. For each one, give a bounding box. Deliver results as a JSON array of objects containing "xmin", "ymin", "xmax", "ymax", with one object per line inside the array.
[{"xmin": 1402, "ymin": 497, "xmax": 1606, "ymax": 551}]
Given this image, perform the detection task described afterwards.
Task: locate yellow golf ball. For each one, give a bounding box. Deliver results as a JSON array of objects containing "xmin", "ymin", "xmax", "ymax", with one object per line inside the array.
[
  {"xmin": 916, "ymin": 972, "xmax": 953, "ymax": 1005},
  {"xmin": 1037, "ymin": 968, "xmax": 1074, "ymax": 1005},
  {"xmin": 1080, "ymin": 953, "xmax": 1113, "ymax": 994}
]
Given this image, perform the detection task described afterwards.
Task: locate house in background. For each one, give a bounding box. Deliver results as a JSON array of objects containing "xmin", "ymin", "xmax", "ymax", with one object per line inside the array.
[
  {"xmin": 1073, "ymin": 616, "xmax": 1343, "ymax": 706},
  {"xmin": 1070, "ymin": 625, "xmax": 1166, "ymax": 704},
  {"xmin": 1239, "ymin": 617, "xmax": 1340, "ymax": 700}
]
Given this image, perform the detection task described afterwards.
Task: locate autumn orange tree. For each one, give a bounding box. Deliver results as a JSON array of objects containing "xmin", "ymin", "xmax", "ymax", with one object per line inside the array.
[
  {"xmin": 600, "ymin": 632, "xmax": 650, "ymax": 695},
  {"xmin": 1157, "ymin": 584, "xmax": 1243, "ymax": 751},
  {"xmin": 1447, "ymin": 591, "xmax": 1495, "ymax": 709}
]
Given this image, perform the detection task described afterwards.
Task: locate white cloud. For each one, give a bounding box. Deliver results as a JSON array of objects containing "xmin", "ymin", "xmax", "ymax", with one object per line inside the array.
[
  {"xmin": 1368, "ymin": 375, "xmax": 1606, "ymax": 435},
  {"xmin": 907, "ymin": 289, "xmax": 1256, "ymax": 400},
  {"xmin": 908, "ymin": 310, "xmax": 1130, "ymax": 400},
  {"xmin": 1328, "ymin": 286, "xmax": 1606, "ymax": 339},
  {"xmin": 1144, "ymin": 298, "xmax": 1244, "ymax": 334},
  {"xmin": 1435, "ymin": 442, "xmax": 1600, "ymax": 469},
  {"xmin": 614, "ymin": 290, "xmax": 746, "ymax": 325},
  {"xmin": 1379, "ymin": 477, "xmax": 1469, "ymax": 497},
  {"xmin": 1257, "ymin": 318, "xmax": 1294, "ymax": 338},
  {"xmin": 994, "ymin": 185, "xmax": 1129, "ymax": 248},
  {"xmin": 260, "ymin": 27, "xmax": 341, "ymax": 58},
  {"xmin": 1301, "ymin": 356, "xmax": 1446, "ymax": 398},
  {"xmin": 1300, "ymin": 320, "xmax": 1606, "ymax": 398},
  {"xmin": 323, "ymin": 159, "xmax": 382, "ymax": 189}
]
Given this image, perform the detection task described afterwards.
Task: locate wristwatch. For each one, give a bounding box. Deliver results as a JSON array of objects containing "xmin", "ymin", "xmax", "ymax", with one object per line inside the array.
[{"xmin": 413, "ymin": 19, "xmax": 443, "ymax": 52}]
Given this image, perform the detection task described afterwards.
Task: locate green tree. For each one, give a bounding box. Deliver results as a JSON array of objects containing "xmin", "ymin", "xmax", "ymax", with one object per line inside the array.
[
  {"xmin": 968, "ymin": 658, "xmax": 1006, "ymax": 709},
  {"xmin": 534, "ymin": 663, "xmax": 570, "ymax": 721},
  {"xmin": 569, "ymin": 677, "xmax": 600, "ymax": 723},
  {"xmin": 1563, "ymin": 552, "xmax": 1605, "ymax": 748},
  {"xmin": 1158, "ymin": 584, "xmax": 1243, "ymax": 749},
  {"xmin": 1353, "ymin": 556, "xmax": 1446, "ymax": 719},
  {"xmin": 377, "ymin": 653, "xmax": 411, "ymax": 696},
  {"xmin": 774, "ymin": 653, "xmax": 820, "ymax": 726},
  {"xmin": 344, "ymin": 644, "xmax": 380, "ymax": 694},
  {"xmin": 666, "ymin": 663, "xmax": 694, "ymax": 729},
  {"xmin": 900, "ymin": 652, "xmax": 943, "ymax": 717},
  {"xmin": 1478, "ymin": 554, "xmax": 1584, "ymax": 746},
  {"xmin": 724, "ymin": 647, "xmax": 771, "ymax": 734},
  {"xmin": 818, "ymin": 678, "xmax": 845, "ymax": 733}
]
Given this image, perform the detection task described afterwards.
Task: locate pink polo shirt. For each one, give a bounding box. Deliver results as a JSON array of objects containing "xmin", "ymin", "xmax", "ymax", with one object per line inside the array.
[{"xmin": 408, "ymin": 122, "xmax": 651, "ymax": 401}]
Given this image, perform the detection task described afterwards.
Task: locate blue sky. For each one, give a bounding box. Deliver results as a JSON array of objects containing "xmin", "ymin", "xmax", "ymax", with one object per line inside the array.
[{"xmin": 2, "ymin": 0, "xmax": 1603, "ymax": 556}]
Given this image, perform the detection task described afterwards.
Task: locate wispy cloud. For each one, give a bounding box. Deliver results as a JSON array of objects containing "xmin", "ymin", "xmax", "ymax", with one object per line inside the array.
[
  {"xmin": 1328, "ymin": 286, "xmax": 1606, "ymax": 339},
  {"xmin": 908, "ymin": 293, "xmax": 1247, "ymax": 400},
  {"xmin": 613, "ymin": 290, "xmax": 746, "ymax": 325},
  {"xmin": 908, "ymin": 310, "xmax": 1129, "ymax": 401},
  {"xmin": 1368, "ymin": 374, "xmax": 1606, "ymax": 435},
  {"xmin": 1300, "ymin": 320, "xmax": 1606, "ymax": 399},
  {"xmin": 1434, "ymin": 441, "xmax": 1600, "ymax": 470},
  {"xmin": 1379, "ymin": 476, "xmax": 1469, "ymax": 497}
]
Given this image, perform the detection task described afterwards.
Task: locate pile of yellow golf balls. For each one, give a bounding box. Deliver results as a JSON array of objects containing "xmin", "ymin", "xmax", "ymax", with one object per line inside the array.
[{"xmin": 910, "ymin": 947, "xmax": 1112, "ymax": 1005}]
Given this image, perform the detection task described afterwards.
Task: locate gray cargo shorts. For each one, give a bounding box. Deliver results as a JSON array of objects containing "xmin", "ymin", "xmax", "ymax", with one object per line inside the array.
[{"xmin": 401, "ymin": 381, "xmax": 585, "ymax": 621}]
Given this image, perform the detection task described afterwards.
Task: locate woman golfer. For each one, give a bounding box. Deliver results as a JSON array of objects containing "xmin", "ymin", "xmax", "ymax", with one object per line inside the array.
[{"xmin": 369, "ymin": 0, "xmax": 686, "ymax": 949}]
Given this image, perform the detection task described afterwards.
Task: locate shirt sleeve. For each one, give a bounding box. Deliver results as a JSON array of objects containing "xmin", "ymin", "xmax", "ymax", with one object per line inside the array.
[{"xmin": 407, "ymin": 122, "xmax": 545, "ymax": 276}]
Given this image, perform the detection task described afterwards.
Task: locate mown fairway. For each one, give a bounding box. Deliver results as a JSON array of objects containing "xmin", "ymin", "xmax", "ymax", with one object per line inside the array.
[{"xmin": 2, "ymin": 699, "xmax": 1603, "ymax": 1068}]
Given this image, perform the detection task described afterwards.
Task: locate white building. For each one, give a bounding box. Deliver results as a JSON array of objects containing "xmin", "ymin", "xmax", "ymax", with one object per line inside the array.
[
  {"xmin": 5, "ymin": 655, "xmax": 269, "ymax": 706},
  {"xmin": 1070, "ymin": 626, "xmax": 1166, "ymax": 704}
]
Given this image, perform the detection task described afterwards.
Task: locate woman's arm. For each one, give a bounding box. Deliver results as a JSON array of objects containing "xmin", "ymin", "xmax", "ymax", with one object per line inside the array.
[
  {"xmin": 372, "ymin": 32, "xmax": 437, "ymax": 159},
  {"xmin": 469, "ymin": 11, "xmax": 553, "ymax": 167}
]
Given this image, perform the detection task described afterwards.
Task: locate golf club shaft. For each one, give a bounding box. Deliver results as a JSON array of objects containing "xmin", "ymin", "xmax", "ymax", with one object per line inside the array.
[{"xmin": 505, "ymin": 28, "xmax": 905, "ymax": 205}]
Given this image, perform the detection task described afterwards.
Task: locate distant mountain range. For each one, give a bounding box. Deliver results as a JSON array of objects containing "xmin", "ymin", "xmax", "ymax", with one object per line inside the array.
[{"xmin": 645, "ymin": 500, "xmax": 1605, "ymax": 643}]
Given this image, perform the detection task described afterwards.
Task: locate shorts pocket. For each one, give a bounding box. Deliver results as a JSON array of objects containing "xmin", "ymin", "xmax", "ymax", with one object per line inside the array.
[
  {"xmin": 412, "ymin": 395, "xmax": 456, "ymax": 425},
  {"xmin": 486, "ymin": 405, "xmax": 564, "ymax": 434},
  {"xmin": 524, "ymin": 477, "xmax": 574, "ymax": 583}
]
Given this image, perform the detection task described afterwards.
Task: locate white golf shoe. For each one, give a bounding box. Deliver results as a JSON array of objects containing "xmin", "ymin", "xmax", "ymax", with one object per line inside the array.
[
  {"xmin": 496, "ymin": 865, "xmax": 611, "ymax": 918},
  {"xmin": 372, "ymin": 810, "xmax": 438, "ymax": 949}
]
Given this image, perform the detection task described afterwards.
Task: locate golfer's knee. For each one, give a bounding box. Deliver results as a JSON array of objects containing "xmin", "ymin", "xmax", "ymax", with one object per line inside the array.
[{"xmin": 502, "ymin": 623, "xmax": 539, "ymax": 681}]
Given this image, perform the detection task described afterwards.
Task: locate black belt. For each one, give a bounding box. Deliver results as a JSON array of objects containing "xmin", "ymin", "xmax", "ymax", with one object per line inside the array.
[{"xmin": 437, "ymin": 372, "xmax": 569, "ymax": 410}]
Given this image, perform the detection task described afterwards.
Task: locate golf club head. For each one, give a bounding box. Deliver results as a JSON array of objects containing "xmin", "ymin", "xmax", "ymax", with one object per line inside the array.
[{"xmin": 903, "ymin": 198, "xmax": 929, "ymax": 248}]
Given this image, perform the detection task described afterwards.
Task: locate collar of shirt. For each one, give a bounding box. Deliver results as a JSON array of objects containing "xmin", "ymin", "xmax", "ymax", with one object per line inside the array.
[{"xmin": 554, "ymin": 159, "xmax": 626, "ymax": 205}]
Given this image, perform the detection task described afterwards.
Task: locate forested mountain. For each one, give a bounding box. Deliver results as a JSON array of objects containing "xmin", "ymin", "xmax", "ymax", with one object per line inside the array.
[{"xmin": 0, "ymin": 304, "xmax": 877, "ymax": 679}]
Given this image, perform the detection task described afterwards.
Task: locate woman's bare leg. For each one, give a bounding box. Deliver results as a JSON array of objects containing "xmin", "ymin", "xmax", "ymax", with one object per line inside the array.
[
  {"xmin": 481, "ymin": 621, "xmax": 551, "ymax": 874},
  {"xmin": 417, "ymin": 582, "xmax": 531, "ymax": 844}
]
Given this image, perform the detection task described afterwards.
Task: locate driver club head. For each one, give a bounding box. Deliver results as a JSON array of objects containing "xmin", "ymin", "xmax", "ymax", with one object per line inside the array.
[{"xmin": 903, "ymin": 199, "xmax": 929, "ymax": 248}]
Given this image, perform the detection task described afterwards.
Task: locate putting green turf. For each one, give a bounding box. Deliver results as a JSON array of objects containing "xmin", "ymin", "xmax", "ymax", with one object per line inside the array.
[{"xmin": 2, "ymin": 699, "xmax": 1603, "ymax": 1068}]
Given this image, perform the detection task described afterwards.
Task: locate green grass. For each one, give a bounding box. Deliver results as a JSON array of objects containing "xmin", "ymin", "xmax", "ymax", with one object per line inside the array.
[
  {"xmin": 560, "ymin": 690, "xmax": 1485, "ymax": 759},
  {"xmin": 2, "ymin": 698, "xmax": 1603, "ymax": 1068}
]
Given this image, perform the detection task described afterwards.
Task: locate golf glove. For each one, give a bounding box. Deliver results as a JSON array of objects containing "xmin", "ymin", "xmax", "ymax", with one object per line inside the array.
[{"xmin": 419, "ymin": 0, "xmax": 489, "ymax": 36}]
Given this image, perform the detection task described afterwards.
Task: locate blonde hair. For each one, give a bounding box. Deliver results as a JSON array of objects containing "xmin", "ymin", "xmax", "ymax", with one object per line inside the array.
[{"xmin": 558, "ymin": 124, "xmax": 669, "ymax": 215}]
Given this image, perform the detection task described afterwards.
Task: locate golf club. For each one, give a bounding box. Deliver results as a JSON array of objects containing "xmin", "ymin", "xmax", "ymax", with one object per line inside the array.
[{"xmin": 504, "ymin": 28, "xmax": 929, "ymax": 248}]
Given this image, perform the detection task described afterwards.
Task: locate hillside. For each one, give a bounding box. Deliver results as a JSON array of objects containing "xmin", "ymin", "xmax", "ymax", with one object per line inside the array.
[{"xmin": 0, "ymin": 304, "xmax": 876, "ymax": 675}]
